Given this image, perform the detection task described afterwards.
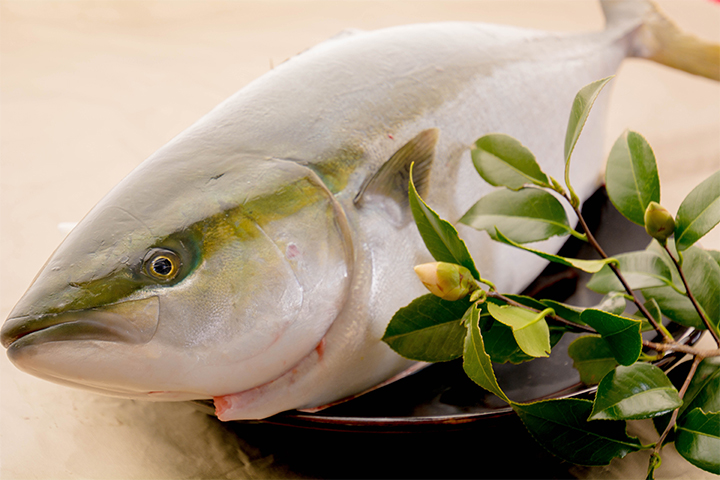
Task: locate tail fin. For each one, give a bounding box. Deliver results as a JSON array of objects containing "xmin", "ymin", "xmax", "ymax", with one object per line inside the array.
[{"xmin": 601, "ymin": 0, "xmax": 720, "ymax": 81}]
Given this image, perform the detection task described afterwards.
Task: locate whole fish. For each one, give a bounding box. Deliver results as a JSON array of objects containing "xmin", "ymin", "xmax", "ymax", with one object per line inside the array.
[{"xmin": 2, "ymin": 0, "xmax": 717, "ymax": 421}]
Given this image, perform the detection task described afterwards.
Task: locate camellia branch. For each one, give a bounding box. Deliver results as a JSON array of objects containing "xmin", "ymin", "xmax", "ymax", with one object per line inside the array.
[
  {"xmin": 662, "ymin": 244, "xmax": 720, "ymax": 347},
  {"xmin": 644, "ymin": 340, "xmax": 720, "ymax": 358},
  {"xmin": 652, "ymin": 355, "xmax": 703, "ymax": 458},
  {"xmin": 488, "ymin": 291, "xmax": 596, "ymax": 333},
  {"xmin": 571, "ymin": 203, "xmax": 674, "ymax": 343}
]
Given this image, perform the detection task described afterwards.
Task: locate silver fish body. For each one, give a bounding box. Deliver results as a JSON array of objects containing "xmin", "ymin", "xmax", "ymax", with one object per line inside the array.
[{"xmin": 2, "ymin": 1, "xmax": 716, "ymax": 420}]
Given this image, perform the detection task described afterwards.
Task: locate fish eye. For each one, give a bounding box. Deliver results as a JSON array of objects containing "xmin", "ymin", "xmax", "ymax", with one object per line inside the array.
[{"xmin": 143, "ymin": 248, "xmax": 181, "ymax": 281}]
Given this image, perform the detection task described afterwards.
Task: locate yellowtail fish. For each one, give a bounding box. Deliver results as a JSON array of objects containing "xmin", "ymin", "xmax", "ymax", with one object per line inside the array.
[{"xmin": 2, "ymin": 0, "xmax": 717, "ymax": 421}]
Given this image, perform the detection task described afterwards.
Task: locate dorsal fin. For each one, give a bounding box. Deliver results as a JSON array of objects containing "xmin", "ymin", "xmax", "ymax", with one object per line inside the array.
[{"xmin": 354, "ymin": 129, "xmax": 438, "ymax": 217}]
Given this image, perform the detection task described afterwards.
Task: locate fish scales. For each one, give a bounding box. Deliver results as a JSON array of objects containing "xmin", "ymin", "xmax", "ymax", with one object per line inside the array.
[{"xmin": 2, "ymin": 0, "xmax": 718, "ymax": 420}]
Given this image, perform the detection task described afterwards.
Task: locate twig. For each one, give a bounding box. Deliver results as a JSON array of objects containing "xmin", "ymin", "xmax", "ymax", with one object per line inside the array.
[
  {"xmin": 573, "ymin": 205, "xmax": 673, "ymax": 342},
  {"xmin": 662, "ymin": 244, "xmax": 720, "ymax": 347},
  {"xmin": 644, "ymin": 339, "xmax": 720, "ymax": 358},
  {"xmin": 653, "ymin": 355, "xmax": 703, "ymax": 457}
]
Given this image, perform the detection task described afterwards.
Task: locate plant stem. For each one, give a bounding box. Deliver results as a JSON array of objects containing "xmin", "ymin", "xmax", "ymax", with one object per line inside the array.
[
  {"xmin": 652, "ymin": 355, "xmax": 702, "ymax": 458},
  {"xmin": 644, "ymin": 340, "xmax": 720, "ymax": 358},
  {"xmin": 662, "ymin": 244, "xmax": 720, "ymax": 347},
  {"xmin": 573, "ymin": 204, "xmax": 673, "ymax": 342},
  {"xmin": 488, "ymin": 292, "xmax": 596, "ymax": 333}
]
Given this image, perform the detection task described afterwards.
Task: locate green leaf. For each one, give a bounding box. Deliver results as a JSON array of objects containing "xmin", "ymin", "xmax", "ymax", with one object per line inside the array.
[
  {"xmin": 495, "ymin": 230, "xmax": 616, "ymax": 273},
  {"xmin": 539, "ymin": 300, "xmax": 587, "ymax": 329},
  {"xmin": 653, "ymin": 358, "xmax": 720, "ymax": 442},
  {"xmin": 471, "ymin": 134, "xmax": 549, "ymax": 190},
  {"xmin": 676, "ymin": 408, "xmax": 720, "ymax": 474},
  {"xmin": 674, "ymin": 170, "xmax": 720, "ymax": 252},
  {"xmin": 642, "ymin": 246, "xmax": 720, "ymax": 331},
  {"xmin": 564, "ymin": 76, "xmax": 613, "ymax": 205},
  {"xmin": 605, "ymin": 130, "xmax": 660, "ymax": 226},
  {"xmin": 586, "ymin": 251, "xmax": 673, "ymax": 294},
  {"xmin": 679, "ymin": 357, "xmax": 720, "ymax": 421},
  {"xmin": 580, "ymin": 309, "xmax": 642, "ymax": 366},
  {"xmin": 480, "ymin": 297, "xmax": 566, "ymax": 363},
  {"xmin": 463, "ymin": 304, "xmax": 510, "ymax": 403},
  {"xmin": 479, "ymin": 315, "xmax": 534, "ymax": 364},
  {"xmin": 409, "ymin": 168, "xmax": 480, "ymax": 279},
  {"xmin": 707, "ymin": 249, "xmax": 720, "ymax": 266},
  {"xmin": 487, "ymin": 303, "xmax": 551, "ymax": 357},
  {"xmin": 459, "ymin": 188, "xmax": 575, "ymax": 244},
  {"xmin": 595, "ymin": 292, "xmax": 628, "ymax": 315},
  {"xmin": 590, "ymin": 363, "xmax": 682, "ymax": 420},
  {"xmin": 495, "ymin": 294, "xmax": 547, "ymax": 312},
  {"xmin": 382, "ymin": 294, "xmax": 470, "ymax": 362},
  {"xmin": 540, "ymin": 293, "xmax": 626, "ymax": 329},
  {"xmin": 568, "ymin": 335, "xmax": 618, "ymax": 385},
  {"xmin": 513, "ymin": 398, "xmax": 643, "ymax": 466},
  {"xmin": 564, "ymin": 77, "xmax": 613, "ymax": 164},
  {"xmin": 641, "ymin": 298, "xmax": 662, "ymax": 325}
]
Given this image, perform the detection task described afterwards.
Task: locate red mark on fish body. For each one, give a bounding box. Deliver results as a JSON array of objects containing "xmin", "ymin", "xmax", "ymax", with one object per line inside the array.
[
  {"xmin": 213, "ymin": 395, "xmax": 232, "ymax": 417},
  {"xmin": 388, "ymin": 134, "xmax": 394, "ymax": 139},
  {"xmin": 315, "ymin": 337, "xmax": 326, "ymax": 360},
  {"xmin": 286, "ymin": 243, "xmax": 300, "ymax": 259}
]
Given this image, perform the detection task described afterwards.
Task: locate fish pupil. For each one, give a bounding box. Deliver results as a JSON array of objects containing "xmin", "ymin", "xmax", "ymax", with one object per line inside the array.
[{"xmin": 153, "ymin": 257, "xmax": 173, "ymax": 276}]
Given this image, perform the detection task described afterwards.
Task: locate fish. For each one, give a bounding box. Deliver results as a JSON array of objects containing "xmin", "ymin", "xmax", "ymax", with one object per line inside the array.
[{"xmin": 1, "ymin": 0, "xmax": 717, "ymax": 422}]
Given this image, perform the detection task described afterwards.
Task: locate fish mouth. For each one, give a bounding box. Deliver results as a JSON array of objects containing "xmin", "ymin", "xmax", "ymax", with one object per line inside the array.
[{"xmin": 1, "ymin": 296, "xmax": 160, "ymax": 349}]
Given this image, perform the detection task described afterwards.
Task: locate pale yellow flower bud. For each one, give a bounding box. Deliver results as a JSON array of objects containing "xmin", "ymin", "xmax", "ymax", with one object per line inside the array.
[
  {"xmin": 644, "ymin": 201, "xmax": 675, "ymax": 244},
  {"xmin": 414, "ymin": 262, "xmax": 475, "ymax": 301}
]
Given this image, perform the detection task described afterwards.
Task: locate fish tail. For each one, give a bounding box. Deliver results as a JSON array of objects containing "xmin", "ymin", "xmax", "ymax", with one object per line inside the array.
[{"xmin": 600, "ymin": 0, "xmax": 720, "ymax": 81}]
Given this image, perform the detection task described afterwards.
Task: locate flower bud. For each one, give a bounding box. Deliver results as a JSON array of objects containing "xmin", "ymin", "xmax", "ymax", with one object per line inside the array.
[
  {"xmin": 644, "ymin": 201, "xmax": 675, "ymax": 244},
  {"xmin": 414, "ymin": 262, "xmax": 475, "ymax": 301}
]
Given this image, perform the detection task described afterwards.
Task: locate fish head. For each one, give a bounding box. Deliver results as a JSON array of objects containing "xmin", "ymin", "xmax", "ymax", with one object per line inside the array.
[{"xmin": 1, "ymin": 153, "xmax": 354, "ymax": 400}]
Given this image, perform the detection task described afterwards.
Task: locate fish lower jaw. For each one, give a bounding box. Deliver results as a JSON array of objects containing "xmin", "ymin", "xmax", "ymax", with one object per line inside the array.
[{"xmin": 212, "ymin": 337, "xmax": 328, "ymax": 420}]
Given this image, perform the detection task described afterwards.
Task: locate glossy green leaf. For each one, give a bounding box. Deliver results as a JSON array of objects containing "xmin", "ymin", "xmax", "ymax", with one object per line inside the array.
[
  {"xmin": 674, "ymin": 169, "xmax": 720, "ymax": 252},
  {"xmin": 471, "ymin": 134, "xmax": 548, "ymax": 190},
  {"xmin": 409, "ymin": 168, "xmax": 480, "ymax": 279},
  {"xmin": 653, "ymin": 358, "xmax": 720, "ymax": 442},
  {"xmin": 707, "ymin": 249, "xmax": 720, "ymax": 266},
  {"xmin": 487, "ymin": 303, "xmax": 551, "ymax": 358},
  {"xmin": 463, "ymin": 304, "xmax": 510, "ymax": 403},
  {"xmin": 679, "ymin": 357, "xmax": 720, "ymax": 421},
  {"xmin": 513, "ymin": 398, "xmax": 643, "ymax": 466},
  {"xmin": 481, "ymin": 298, "xmax": 566, "ymax": 363},
  {"xmin": 495, "ymin": 230, "xmax": 616, "ymax": 273},
  {"xmin": 563, "ymin": 77, "xmax": 613, "ymax": 206},
  {"xmin": 568, "ymin": 335, "xmax": 618, "ymax": 385},
  {"xmin": 580, "ymin": 309, "xmax": 642, "ymax": 366},
  {"xmin": 586, "ymin": 251, "xmax": 673, "ymax": 294},
  {"xmin": 595, "ymin": 292, "xmax": 628, "ymax": 315},
  {"xmin": 590, "ymin": 363, "xmax": 682, "ymax": 420},
  {"xmin": 479, "ymin": 316, "xmax": 534, "ymax": 364},
  {"xmin": 643, "ymin": 298, "xmax": 662, "ymax": 325},
  {"xmin": 495, "ymin": 294, "xmax": 547, "ymax": 312},
  {"xmin": 459, "ymin": 188, "xmax": 574, "ymax": 244},
  {"xmin": 564, "ymin": 77, "xmax": 613, "ymax": 165},
  {"xmin": 605, "ymin": 130, "xmax": 660, "ymax": 226},
  {"xmin": 540, "ymin": 293, "xmax": 626, "ymax": 329},
  {"xmin": 642, "ymin": 246, "xmax": 720, "ymax": 331},
  {"xmin": 540, "ymin": 299, "xmax": 584, "ymax": 325},
  {"xmin": 630, "ymin": 299, "xmax": 664, "ymax": 333},
  {"xmin": 382, "ymin": 294, "xmax": 470, "ymax": 362},
  {"xmin": 676, "ymin": 408, "xmax": 720, "ymax": 474}
]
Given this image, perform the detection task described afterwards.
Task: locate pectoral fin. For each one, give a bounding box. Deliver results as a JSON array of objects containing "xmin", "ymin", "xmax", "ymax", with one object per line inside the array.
[{"xmin": 354, "ymin": 128, "xmax": 438, "ymax": 224}]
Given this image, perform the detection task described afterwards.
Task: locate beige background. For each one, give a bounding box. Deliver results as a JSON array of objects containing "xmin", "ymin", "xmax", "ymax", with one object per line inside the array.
[{"xmin": 1, "ymin": 1, "xmax": 719, "ymax": 478}]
